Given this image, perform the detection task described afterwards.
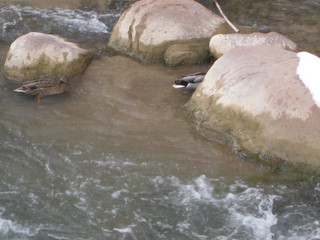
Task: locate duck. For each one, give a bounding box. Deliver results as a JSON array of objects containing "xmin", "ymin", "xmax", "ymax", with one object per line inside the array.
[
  {"xmin": 172, "ymin": 72, "xmax": 206, "ymax": 89},
  {"xmin": 14, "ymin": 76, "xmax": 68, "ymax": 103}
]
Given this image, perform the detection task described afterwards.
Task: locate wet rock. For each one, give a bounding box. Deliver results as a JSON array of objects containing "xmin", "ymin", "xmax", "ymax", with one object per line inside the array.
[
  {"xmin": 164, "ymin": 44, "xmax": 210, "ymax": 66},
  {"xmin": 79, "ymin": 0, "xmax": 137, "ymax": 12},
  {"xmin": 209, "ymin": 32, "xmax": 297, "ymax": 58},
  {"xmin": 3, "ymin": 32, "xmax": 92, "ymax": 82},
  {"xmin": 188, "ymin": 45, "xmax": 320, "ymax": 166},
  {"xmin": 108, "ymin": 0, "xmax": 227, "ymax": 64}
]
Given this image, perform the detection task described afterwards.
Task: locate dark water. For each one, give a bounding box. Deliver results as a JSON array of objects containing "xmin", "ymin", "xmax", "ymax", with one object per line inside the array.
[
  {"xmin": 0, "ymin": 1, "xmax": 320, "ymax": 239},
  {"xmin": 200, "ymin": 0, "xmax": 320, "ymax": 55}
]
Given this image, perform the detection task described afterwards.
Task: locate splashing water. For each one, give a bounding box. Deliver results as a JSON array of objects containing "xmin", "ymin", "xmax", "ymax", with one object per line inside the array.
[
  {"xmin": 153, "ymin": 175, "xmax": 278, "ymax": 239},
  {"xmin": 0, "ymin": 6, "xmax": 119, "ymax": 42}
]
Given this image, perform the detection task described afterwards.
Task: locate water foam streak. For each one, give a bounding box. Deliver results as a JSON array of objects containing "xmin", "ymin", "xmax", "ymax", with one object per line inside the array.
[
  {"xmin": 0, "ymin": 6, "xmax": 119, "ymax": 42},
  {"xmin": 162, "ymin": 176, "xmax": 279, "ymax": 239}
]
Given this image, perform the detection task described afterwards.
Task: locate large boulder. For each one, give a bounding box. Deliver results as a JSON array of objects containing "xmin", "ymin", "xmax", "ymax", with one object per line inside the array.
[
  {"xmin": 209, "ymin": 32, "xmax": 297, "ymax": 58},
  {"xmin": 164, "ymin": 43, "xmax": 211, "ymax": 66},
  {"xmin": 3, "ymin": 32, "xmax": 92, "ymax": 82},
  {"xmin": 108, "ymin": 0, "xmax": 227, "ymax": 64},
  {"xmin": 188, "ymin": 45, "xmax": 320, "ymax": 166}
]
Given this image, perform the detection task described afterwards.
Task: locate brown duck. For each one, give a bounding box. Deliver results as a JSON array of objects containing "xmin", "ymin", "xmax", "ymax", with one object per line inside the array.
[{"xmin": 14, "ymin": 76, "xmax": 68, "ymax": 103}]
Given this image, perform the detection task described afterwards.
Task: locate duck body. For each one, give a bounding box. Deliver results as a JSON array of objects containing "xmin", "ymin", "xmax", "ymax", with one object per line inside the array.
[
  {"xmin": 172, "ymin": 72, "xmax": 206, "ymax": 89},
  {"xmin": 14, "ymin": 76, "xmax": 68, "ymax": 97}
]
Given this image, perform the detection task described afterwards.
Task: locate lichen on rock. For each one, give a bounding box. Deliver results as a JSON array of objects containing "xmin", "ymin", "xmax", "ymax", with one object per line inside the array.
[
  {"xmin": 188, "ymin": 45, "xmax": 320, "ymax": 166},
  {"xmin": 108, "ymin": 0, "xmax": 228, "ymax": 65}
]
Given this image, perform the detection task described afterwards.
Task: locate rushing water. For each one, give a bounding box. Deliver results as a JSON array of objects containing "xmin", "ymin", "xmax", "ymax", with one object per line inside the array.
[{"xmin": 0, "ymin": 1, "xmax": 320, "ymax": 239}]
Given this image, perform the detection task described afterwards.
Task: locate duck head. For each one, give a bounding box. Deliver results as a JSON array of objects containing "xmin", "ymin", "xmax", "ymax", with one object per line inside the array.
[{"xmin": 58, "ymin": 75, "xmax": 69, "ymax": 84}]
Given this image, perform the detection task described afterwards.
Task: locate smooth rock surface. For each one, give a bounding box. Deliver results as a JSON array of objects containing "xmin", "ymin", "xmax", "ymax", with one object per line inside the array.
[
  {"xmin": 189, "ymin": 45, "xmax": 320, "ymax": 166},
  {"xmin": 108, "ymin": 0, "xmax": 227, "ymax": 63},
  {"xmin": 209, "ymin": 32, "xmax": 297, "ymax": 58},
  {"xmin": 3, "ymin": 32, "xmax": 92, "ymax": 81}
]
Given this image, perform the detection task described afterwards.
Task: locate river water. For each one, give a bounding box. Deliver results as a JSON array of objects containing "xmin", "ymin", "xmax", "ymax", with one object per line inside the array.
[{"xmin": 0, "ymin": 1, "xmax": 320, "ymax": 239}]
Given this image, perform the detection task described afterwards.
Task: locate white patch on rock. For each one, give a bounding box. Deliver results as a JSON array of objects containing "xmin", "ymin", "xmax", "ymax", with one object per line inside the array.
[{"xmin": 297, "ymin": 52, "xmax": 320, "ymax": 108}]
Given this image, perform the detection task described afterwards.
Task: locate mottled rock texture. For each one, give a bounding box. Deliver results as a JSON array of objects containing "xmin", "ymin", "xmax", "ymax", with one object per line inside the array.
[
  {"xmin": 108, "ymin": 0, "xmax": 227, "ymax": 64},
  {"xmin": 189, "ymin": 45, "xmax": 320, "ymax": 166},
  {"xmin": 210, "ymin": 32, "xmax": 297, "ymax": 58},
  {"xmin": 4, "ymin": 32, "xmax": 92, "ymax": 82}
]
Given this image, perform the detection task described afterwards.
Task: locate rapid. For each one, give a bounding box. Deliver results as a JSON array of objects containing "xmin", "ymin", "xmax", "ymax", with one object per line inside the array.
[{"xmin": 0, "ymin": 1, "xmax": 319, "ymax": 239}]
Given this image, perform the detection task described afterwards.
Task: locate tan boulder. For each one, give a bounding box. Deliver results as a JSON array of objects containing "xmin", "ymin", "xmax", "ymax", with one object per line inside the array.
[
  {"xmin": 209, "ymin": 32, "xmax": 297, "ymax": 58},
  {"xmin": 108, "ymin": 0, "xmax": 227, "ymax": 64},
  {"xmin": 188, "ymin": 45, "xmax": 320, "ymax": 166},
  {"xmin": 3, "ymin": 32, "xmax": 92, "ymax": 82},
  {"xmin": 164, "ymin": 43, "xmax": 211, "ymax": 66}
]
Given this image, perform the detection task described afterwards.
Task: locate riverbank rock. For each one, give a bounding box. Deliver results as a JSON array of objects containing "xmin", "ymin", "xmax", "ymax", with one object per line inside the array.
[
  {"xmin": 164, "ymin": 43, "xmax": 211, "ymax": 66},
  {"xmin": 209, "ymin": 32, "xmax": 297, "ymax": 58},
  {"xmin": 3, "ymin": 32, "xmax": 92, "ymax": 82},
  {"xmin": 188, "ymin": 45, "xmax": 320, "ymax": 166},
  {"xmin": 108, "ymin": 0, "xmax": 227, "ymax": 65}
]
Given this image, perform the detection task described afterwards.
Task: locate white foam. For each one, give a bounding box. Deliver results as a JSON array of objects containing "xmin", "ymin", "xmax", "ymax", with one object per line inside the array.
[
  {"xmin": 52, "ymin": 8, "xmax": 109, "ymax": 33},
  {"xmin": 111, "ymin": 189, "xmax": 128, "ymax": 199},
  {"xmin": 173, "ymin": 175, "xmax": 214, "ymax": 203},
  {"xmin": 166, "ymin": 177, "xmax": 279, "ymax": 239},
  {"xmin": 296, "ymin": 52, "xmax": 320, "ymax": 108},
  {"xmin": 152, "ymin": 176, "xmax": 165, "ymax": 186},
  {"xmin": 113, "ymin": 227, "xmax": 133, "ymax": 234},
  {"xmin": 228, "ymin": 193, "xmax": 278, "ymax": 240},
  {"xmin": 177, "ymin": 221, "xmax": 190, "ymax": 232},
  {"xmin": 0, "ymin": 217, "xmax": 33, "ymax": 236},
  {"xmin": 0, "ymin": 6, "xmax": 116, "ymax": 41}
]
